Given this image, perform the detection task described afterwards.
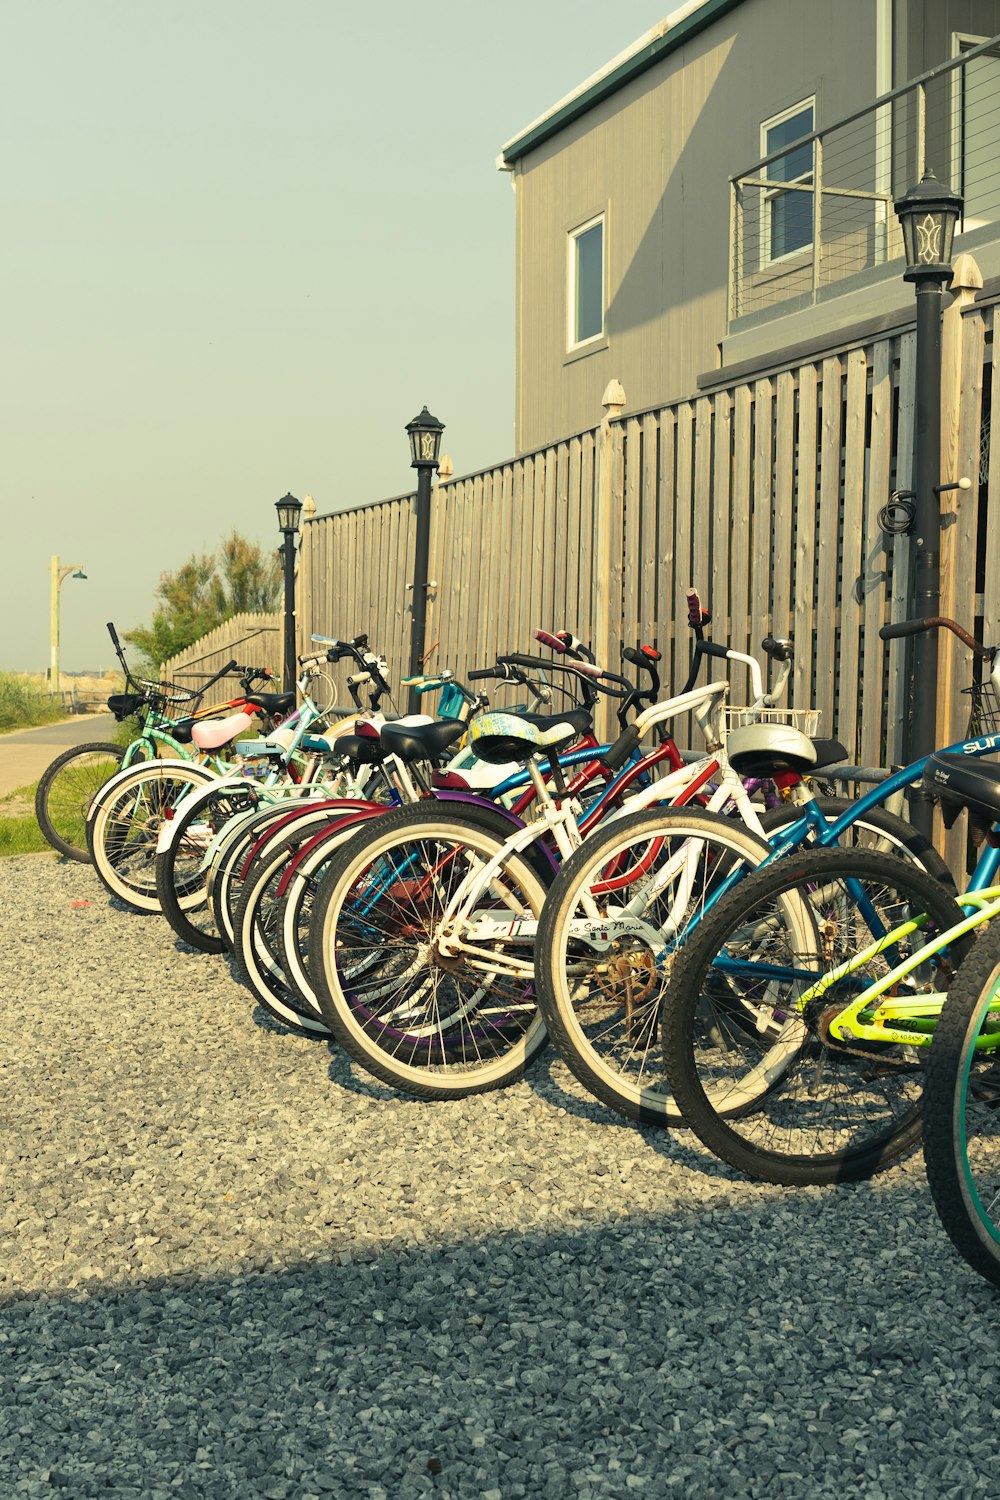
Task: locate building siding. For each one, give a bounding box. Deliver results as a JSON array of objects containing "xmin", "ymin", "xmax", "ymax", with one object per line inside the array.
[{"xmin": 510, "ymin": 0, "xmax": 1000, "ymax": 452}]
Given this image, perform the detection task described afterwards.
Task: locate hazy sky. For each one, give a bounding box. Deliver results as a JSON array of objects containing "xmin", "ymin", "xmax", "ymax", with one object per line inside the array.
[{"xmin": 3, "ymin": 1, "xmax": 671, "ymax": 673}]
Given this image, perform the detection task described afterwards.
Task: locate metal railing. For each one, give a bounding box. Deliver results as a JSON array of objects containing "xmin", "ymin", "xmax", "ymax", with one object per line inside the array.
[{"xmin": 729, "ymin": 35, "xmax": 1000, "ymax": 325}]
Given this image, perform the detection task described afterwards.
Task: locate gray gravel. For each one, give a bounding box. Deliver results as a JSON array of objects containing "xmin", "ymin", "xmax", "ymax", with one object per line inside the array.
[{"xmin": 2, "ymin": 853, "xmax": 999, "ymax": 1499}]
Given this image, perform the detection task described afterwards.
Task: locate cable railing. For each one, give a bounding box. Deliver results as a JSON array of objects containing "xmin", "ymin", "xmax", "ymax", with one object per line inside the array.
[{"xmin": 729, "ymin": 35, "xmax": 1000, "ymax": 326}]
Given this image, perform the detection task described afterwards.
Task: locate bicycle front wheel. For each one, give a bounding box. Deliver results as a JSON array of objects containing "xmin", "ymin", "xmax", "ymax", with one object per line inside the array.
[
  {"xmin": 535, "ymin": 807, "xmax": 771, "ymax": 1126},
  {"xmin": 923, "ymin": 926, "xmax": 1000, "ymax": 1288},
  {"xmin": 308, "ymin": 806, "xmax": 552, "ymax": 1099},
  {"xmin": 87, "ymin": 761, "xmax": 217, "ymax": 911},
  {"xmin": 156, "ymin": 781, "xmax": 263, "ymax": 951},
  {"xmin": 660, "ymin": 847, "xmax": 969, "ymax": 1185},
  {"xmin": 35, "ymin": 742, "xmax": 125, "ymax": 861}
]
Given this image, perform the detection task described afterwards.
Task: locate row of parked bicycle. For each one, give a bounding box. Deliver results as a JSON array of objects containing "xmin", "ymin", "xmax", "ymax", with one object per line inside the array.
[{"xmin": 34, "ymin": 600, "xmax": 1000, "ymax": 1290}]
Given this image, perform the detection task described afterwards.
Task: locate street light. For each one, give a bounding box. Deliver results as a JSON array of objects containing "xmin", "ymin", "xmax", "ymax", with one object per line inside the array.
[
  {"xmin": 404, "ymin": 407, "xmax": 444, "ymax": 711},
  {"xmin": 49, "ymin": 556, "xmax": 87, "ymax": 695},
  {"xmin": 893, "ymin": 170, "xmax": 963, "ymax": 839},
  {"xmin": 275, "ymin": 492, "xmax": 303, "ymax": 693}
]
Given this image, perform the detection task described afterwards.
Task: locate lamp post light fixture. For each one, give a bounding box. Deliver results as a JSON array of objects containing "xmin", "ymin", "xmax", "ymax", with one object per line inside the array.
[
  {"xmin": 892, "ymin": 170, "xmax": 963, "ymax": 839},
  {"xmin": 49, "ymin": 556, "xmax": 87, "ymax": 695},
  {"xmin": 275, "ymin": 492, "xmax": 303, "ymax": 693},
  {"xmin": 405, "ymin": 407, "xmax": 445, "ymax": 712}
]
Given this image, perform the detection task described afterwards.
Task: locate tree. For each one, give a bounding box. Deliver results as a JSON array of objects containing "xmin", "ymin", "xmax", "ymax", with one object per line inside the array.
[{"xmin": 126, "ymin": 531, "xmax": 282, "ymax": 667}]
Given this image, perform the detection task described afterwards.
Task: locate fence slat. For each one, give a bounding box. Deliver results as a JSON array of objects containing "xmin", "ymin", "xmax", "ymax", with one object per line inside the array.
[
  {"xmin": 622, "ymin": 417, "xmax": 642, "ymax": 650},
  {"xmin": 793, "ymin": 364, "xmax": 819, "ymax": 715},
  {"xmin": 986, "ymin": 317, "xmax": 1000, "ymax": 642},
  {"xmin": 862, "ymin": 339, "xmax": 893, "ymax": 769},
  {"xmin": 640, "ymin": 413, "xmax": 659, "ymax": 640},
  {"xmin": 837, "ymin": 348, "xmax": 867, "ymax": 764},
  {"xmin": 749, "ymin": 378, "xmax": 773, "ymax": 707},
  {"xmin": 887, "ymin": 332, "xmax": 916, "ymax": 764},
  {"xmin": 772, "ymin": 373, "xmax": 794, "ymax": 643},
  {"xmin": 711, "ymin": 392, "xmax": 732, "ymax": 645},
  {"xmin": 657, "ymin": 411, "xmax": 677, "ymax": 691},
  {"xmin": 692, "ymin": 397, "xmax": 712, "ymax": 619},
  {"xmin": 730, "ymin": 387, "xmax": 752, "ymax": 661},
  {"xmin": 815, "ymin": 357, "xmax": 843, "ymax": 741}
]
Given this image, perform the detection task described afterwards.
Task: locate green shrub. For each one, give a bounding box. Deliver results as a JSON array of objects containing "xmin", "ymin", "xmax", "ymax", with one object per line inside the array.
[{"xmin": 0, "ymin": 674, "xmax": 65, "ymax": 732}]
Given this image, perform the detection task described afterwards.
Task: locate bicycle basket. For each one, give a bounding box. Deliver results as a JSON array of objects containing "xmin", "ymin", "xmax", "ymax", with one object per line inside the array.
[
  {"xmin": 963, "ymin": 680, "xmax": 1000, "ymax": 737},
  {"xmin": 722, "ymin": 706, "xmax": 822, "ymax": 737}
]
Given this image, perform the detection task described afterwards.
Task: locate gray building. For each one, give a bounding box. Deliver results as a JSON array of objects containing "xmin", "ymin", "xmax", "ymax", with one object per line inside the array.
[{"xmin": 500, "ymin": 0, "xmax": 1000, "ymax": 453}]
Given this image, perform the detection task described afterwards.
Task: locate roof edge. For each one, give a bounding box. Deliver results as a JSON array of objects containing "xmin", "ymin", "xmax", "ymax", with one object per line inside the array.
[{"xmin": 500, "ymin": 0, "xmax": 746, "ymax": 167}]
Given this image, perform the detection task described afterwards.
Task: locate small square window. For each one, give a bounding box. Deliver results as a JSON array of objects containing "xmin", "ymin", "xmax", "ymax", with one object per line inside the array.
[
  {"xmin": 568, "ymin": 215, "xmax": 604, "ymax": 348},
  {"xmin": 761, "ymin": 100, "xmax": 815, "ymax": 263}
]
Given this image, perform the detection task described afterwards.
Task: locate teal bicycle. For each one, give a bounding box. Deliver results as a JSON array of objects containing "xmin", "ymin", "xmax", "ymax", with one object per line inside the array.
[
  {"xmin": 87, "ymin": 639, "xmax": 383, "ymax": 914},
  {"xmin": 35, "ymin": 622, "xmax": 286, "ymax": 861}
]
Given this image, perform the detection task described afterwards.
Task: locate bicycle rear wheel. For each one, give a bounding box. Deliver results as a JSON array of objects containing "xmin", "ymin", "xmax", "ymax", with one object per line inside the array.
[
  {"xmin": 308, "ymin": 805, "xmax": 552, "ymax": 1099},
  {"xmin": 923, "ymin": 926, "xmax": 1000, "ymax": 1288},
  {"xmin": 534, "ymin": 807, "xmax": 771, "ymax": 1126},
  {"xmin": 660, "ymin": 847, "xmax": 969, "ymax": 1185},
  {"xmin": 35, "ymin": 742, "xmax": 126, "ymax": 861}
]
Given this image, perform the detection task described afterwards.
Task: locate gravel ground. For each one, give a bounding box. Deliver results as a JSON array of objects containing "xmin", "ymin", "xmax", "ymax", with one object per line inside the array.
[{"xmin": 2, "ymin": 854, "xmax": 999, "ymax": 1499}]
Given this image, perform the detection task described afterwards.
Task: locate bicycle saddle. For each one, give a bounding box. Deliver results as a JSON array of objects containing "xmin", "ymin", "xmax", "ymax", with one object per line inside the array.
[
  {"xmin": 380, "ymin": 718, "xmax": 467, "ymax": 764},
  {"xmin": 190, "ymin": 710, "xmax": 256, "ymax": 751},
  {"xmin": 333, "ymin": 732, "xmax": 388, "ymax": 766},
  {"xmin": 727, "ymin": 724, "xmax": 847, "ymax": 778},
  {"xmin": 924, "ymin": 753, "xmax": 1000, "ymax": 829},
  {"xmin": 468, "ymin": 708, "xmax": 592, "ymax": 766},
  {"xmin": 246, "ymin": 691, "xmax": 296, "ymax": 715}
]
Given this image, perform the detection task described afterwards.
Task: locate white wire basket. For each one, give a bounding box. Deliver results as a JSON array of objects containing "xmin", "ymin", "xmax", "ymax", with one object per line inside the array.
[{"xmin": 723, "ymin": 706, "xmax": 822, "ymax": 736}]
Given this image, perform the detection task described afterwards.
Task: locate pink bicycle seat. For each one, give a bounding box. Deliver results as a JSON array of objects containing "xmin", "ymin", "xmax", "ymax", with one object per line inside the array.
[{"xmin": 191, "ymin": 711, "xmax": 255, "ymax": 751}]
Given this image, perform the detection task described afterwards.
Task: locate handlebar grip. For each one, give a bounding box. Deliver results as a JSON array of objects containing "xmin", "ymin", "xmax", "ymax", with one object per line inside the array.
[
  {"xmin": 622, "ymin": 644, "xmax": 662, "ymax": 668},
  {"xmin": 601, "ymin": 725, "xmax": 641, "ymax": 773},
  {"xmin": 879, "ymin": 620, "xmax": 928, "ymax": 641},
  {"xmin": 698, "ymin": 640, "xmax": 731, "ymax": 661},
  {"xmin": 878, "ymin": 616, "xmax": 990, "ymax": 656},
  {"xmin": 686, "ymin": 589, "xmax": 703, "ymax": 627},
  {"xmin": 504, "ymin": 651, "xmax": 607, "ymax": 682},
  {"xmin": 106, "ymin": 622, "xmax": 122, "ymax": 649},
  {"xmin": 762, "ymin": 636, "xmax": 793, "ymax": 662},
  {"xmin": 467, "ymin": 668, "xmax": 496, "ymax": 682},
  {"xmin": 534, "ymin": 629, "xmax": 567, "ymax": 653}
]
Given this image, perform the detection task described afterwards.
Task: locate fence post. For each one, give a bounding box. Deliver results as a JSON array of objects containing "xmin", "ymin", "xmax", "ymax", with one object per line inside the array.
[
  {"xmin": 594, "ymin": 380, "xmax": 626, "ymax": 738},
  {"xmin": 938, "ymin": 253, "xmax": 984, "ymax": 873},
  {"xmin": 938, "ymin": 254, "xmax": 983, "ymax": 729}
]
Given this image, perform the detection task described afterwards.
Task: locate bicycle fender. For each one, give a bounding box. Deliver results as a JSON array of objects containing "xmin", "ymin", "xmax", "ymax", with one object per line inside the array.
[{"xmin": 432, "ymin": 789, "xmax": 560, "ymax": 873}]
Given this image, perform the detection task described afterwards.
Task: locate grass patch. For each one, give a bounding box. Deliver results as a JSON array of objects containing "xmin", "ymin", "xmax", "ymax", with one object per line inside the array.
[
  {"xmin": 0, "ymin": 673, "xmax": 65, "ymax": 733},
  {"xmin": 0, "ymin": 781, "xmax": 50, "ymax": 857}
]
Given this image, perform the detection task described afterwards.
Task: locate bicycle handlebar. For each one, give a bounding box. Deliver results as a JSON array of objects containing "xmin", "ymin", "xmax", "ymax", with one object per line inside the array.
[{"xmin": 879, "ymin": 616, "xmax": 991, "ymax": 657}]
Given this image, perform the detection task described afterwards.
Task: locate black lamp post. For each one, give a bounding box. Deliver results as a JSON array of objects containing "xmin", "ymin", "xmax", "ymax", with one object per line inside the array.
[
  {"xmin": 893, "ymin": 170, "xmax": 963, "ymax": 839},
  {"xmin": 405, "ymin": 406, "xmax": 444, "ymax": 712},
  {"xmin": 275, "ymin": 492, "xmax": 303, "ymax": 693}
]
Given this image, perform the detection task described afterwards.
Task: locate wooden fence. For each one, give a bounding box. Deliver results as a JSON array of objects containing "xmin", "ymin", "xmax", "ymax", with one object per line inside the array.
[
  {"xmin": 298, "ymin": 256, "xmax": 997, "ymax": 803},
  {"xmin": 161, "ymin": 612, "xmax": 282, "ymax": 709}
]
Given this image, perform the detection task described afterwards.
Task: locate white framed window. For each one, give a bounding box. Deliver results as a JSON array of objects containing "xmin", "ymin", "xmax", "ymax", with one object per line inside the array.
[
  {"xmin": 761, "ymin": 98, "xmax": 815, "ymax": 264},
  {"xmin": 567, "ymin": 213, "xmax": 605, "ymax": 350}
]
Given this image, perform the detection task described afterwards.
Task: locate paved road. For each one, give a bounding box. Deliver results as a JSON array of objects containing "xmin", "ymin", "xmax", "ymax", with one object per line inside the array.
[{"xmin": 0, "ymin": 714, "xmax": 116, "ymax": 797}]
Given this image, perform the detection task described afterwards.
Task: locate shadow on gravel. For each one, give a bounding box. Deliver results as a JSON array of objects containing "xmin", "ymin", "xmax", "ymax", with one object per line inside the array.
[{"xmin": 1, "ymin": 1185, "xmax": 996, "ymax": 1499}]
